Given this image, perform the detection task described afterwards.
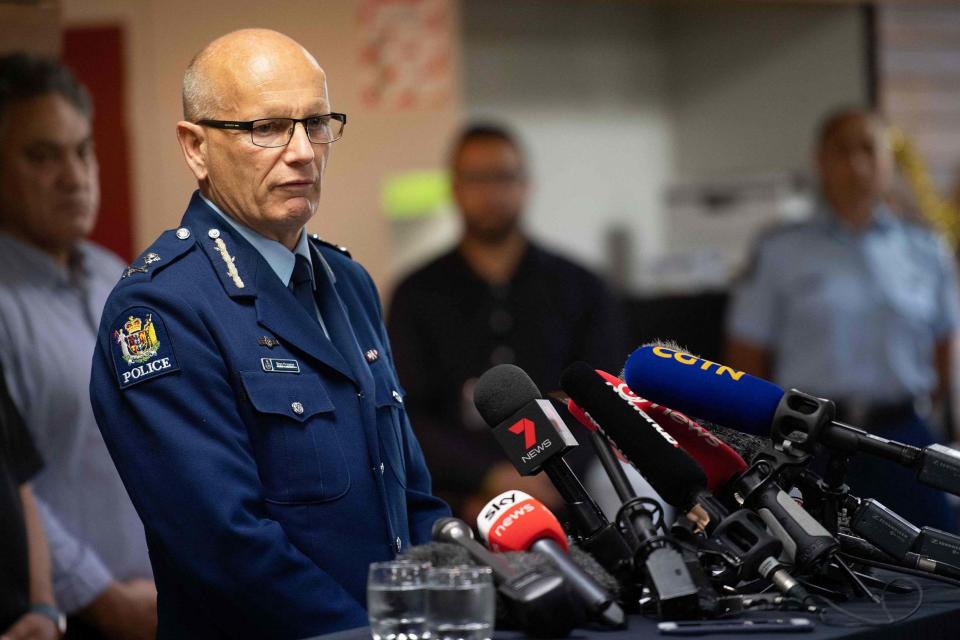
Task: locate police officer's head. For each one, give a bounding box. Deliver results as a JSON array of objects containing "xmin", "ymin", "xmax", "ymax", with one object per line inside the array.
[
  {"xmin": 177, "ymin": 30, "xmax": 337, "ymax": 250},
  {"xmin": 0, "ymin": 53, "xmax": 97, "ymax": 262},
  {"xmin": 450, "ymin": 123, "xmax": 529, "ymax": 245},
  {"xmin": 815, "ymin": 107, "xmax": 892, "ymax": 222}
]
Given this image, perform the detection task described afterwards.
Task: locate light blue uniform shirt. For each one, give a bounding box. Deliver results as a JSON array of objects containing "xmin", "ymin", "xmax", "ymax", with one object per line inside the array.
[
  {"xmin": 0, "ymin": 233, "xmax": 152, "ymax": 612},
  {"xmin": 202, "ymin": 194, "xmax": 329, "ymax": 338},
  {"xmin": 727, "ymin": 204, "xmax": 960, "ymax": 403}
]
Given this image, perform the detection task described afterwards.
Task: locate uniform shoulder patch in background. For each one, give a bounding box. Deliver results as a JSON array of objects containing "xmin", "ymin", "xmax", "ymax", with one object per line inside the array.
[{"xmin": 110, "ymin": 307, "xmax": 180, "ymax": 388}]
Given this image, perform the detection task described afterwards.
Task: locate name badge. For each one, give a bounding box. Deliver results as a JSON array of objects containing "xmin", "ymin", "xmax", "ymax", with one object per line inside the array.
[{"xmin": 261, "ymin": 357, "xmax": 300, "ymax": 374}]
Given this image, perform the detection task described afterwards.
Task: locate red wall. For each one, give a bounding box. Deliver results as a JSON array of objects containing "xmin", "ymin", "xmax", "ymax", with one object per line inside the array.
[{"xmin": 62, "ymin": 25, "xmax": 134, "ymax": 262}]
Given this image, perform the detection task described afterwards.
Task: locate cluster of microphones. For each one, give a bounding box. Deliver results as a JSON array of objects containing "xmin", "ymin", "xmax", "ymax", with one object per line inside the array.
[{"xmin": 403, "ymin": 342, "xmax": 960, "ymax": 635}]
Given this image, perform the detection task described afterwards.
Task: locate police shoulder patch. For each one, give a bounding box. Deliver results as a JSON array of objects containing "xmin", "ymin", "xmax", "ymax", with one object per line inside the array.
[{"xmin": 110, "ymin": 307, "xmax": 180, "ymax": 389}]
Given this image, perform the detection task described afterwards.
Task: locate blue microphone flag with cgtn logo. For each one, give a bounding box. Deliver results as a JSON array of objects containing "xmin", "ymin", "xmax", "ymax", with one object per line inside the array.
[{"xmin": 623, "ymin": 345, "xmax": 784, "ymax": 436}]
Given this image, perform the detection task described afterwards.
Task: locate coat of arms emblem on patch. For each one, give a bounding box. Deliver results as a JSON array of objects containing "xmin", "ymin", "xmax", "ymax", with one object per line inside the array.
[{"xmin": 113, "ymin": 314, "xmax": 161, "ymax": 364}]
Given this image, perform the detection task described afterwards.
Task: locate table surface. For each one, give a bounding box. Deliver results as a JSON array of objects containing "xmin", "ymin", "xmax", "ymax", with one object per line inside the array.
[{"xmin": 306, "ymin": 576, "xmax": 960, "ymax": 640}]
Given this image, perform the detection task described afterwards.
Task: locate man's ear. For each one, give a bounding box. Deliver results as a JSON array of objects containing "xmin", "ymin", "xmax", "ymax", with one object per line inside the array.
[{"xmin": 176, "ymin": 121, "xmax": 208, "ymax": 182}]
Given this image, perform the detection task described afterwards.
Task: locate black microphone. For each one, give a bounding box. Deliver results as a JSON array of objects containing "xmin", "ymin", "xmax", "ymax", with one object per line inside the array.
[
  {"xmin": 472, "ymin": 365, "xmax": 635, "ymax": 579},
  {"xmin": 431, "ymin": 518, "xmax": 582, "ymax": 636},
  {"xmin": 560, "ymin": 362, "xmax": 711, "ymax": 513},
  {"xmin": 554, "ymin": 364, "xmax": 715, "ymax": 618}
]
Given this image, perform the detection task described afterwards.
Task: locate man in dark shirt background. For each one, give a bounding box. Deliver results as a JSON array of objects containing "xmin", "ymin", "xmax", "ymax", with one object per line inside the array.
[{"xmin": 388, "ymin": 124, "xmax": 626, "ymax": 521}]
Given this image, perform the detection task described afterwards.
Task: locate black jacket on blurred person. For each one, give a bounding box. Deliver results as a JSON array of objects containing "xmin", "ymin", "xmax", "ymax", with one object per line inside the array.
[
  {"xmin": 388, "ymin": 242, "xmax": 625, "ymax": 517},
  {"xmin": 0, "ymin": 364, "xmax": 44, "ymax": 630}
]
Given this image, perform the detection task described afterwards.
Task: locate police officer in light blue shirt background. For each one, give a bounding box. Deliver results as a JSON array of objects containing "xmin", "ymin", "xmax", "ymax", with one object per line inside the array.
[
  {"xmin": 89, "ymin": 29, "xmax": 449, "ymax": 639},
  {"xmin": 726, "ymin": 107, "xmax": 960, "ymax": 532}
]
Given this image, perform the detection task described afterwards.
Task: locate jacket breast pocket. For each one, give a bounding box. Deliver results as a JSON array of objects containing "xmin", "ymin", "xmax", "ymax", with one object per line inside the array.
[
  {"xmin": 240, "ymin": 371, "xmax": 350, "ymax": 504},
  {"xmin": 373, "ymin": 369, "xmax": 408, "ymax": 488}
]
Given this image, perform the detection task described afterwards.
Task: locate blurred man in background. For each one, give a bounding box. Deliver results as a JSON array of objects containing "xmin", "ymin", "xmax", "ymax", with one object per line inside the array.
[
  {"xmin": 0, "ymin": 53, "xmax": 155, "ymax": 639},
  {"xmin": 726, "ymin": 107, "xmax": 960, "ymax": 532},
  {"xmin": 388, "ymin": 123, "xmax": 626, "ymax": 521}
]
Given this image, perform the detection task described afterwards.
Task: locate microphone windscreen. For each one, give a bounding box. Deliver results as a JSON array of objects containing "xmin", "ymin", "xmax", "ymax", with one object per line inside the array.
[
  {"xmin": 560, "ymin": 362, "xmax": 707, "ymax": 509},
  {"xmin": 401, "ymin": 544, "xmax": 552, "ymax": 631},
  {"xmin": 623, "ymin": 345, "xmax": 784, "ymax": 436},
  {"xmin": 568, "ymin": 543, "xmax": 621, "ymax": 599},
  {"xmin": 400, "ymin": 541, "xmax": 475, "ymax": 568},
  {"xmin": 704, "ymin": 421, "xmax": 769, "ymax": 464},
  {"xmin": 634, "ymin": 400, "xmax": 748, "ymax": 492},
  {"xmin": 474, "ymin": 364, "xmax": 542, "ymax": 426}
]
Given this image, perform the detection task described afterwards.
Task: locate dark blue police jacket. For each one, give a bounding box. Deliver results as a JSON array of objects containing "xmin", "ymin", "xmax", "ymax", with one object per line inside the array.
[{"xmin": 90, "ymin": 192, "xmax": 450, "ymax": 639}]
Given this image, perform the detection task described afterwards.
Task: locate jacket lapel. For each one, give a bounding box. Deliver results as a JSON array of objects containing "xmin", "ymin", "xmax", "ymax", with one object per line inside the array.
[
  {"xmin": 183, "ymin": 192, "xmax": 356, "ymax": 382},
  {"xmin": 253, "ymin": 259, "xmax": 355, "ymax": 381}
]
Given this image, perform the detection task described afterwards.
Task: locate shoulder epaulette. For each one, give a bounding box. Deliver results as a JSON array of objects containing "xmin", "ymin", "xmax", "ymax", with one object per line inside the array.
[
  {"xmin": 120, "ymin": 227, "xmax": 196, "ymax": 281},
  {"xmin": 309, "ymin": 233, "xmax": 352, "ymax": 259}
]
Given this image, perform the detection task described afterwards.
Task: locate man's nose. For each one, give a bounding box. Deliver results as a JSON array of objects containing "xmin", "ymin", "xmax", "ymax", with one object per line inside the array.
[
  {"xmin": 849, "ymin": 153, "xmax": 874, "ymax": 179},
  {"xmin": 284, "ymin": 121, "xmax": 316, "ymax": 164},
  {"xmin": 60, "ymin": 152, "xmax": 89, "ymax": 190}
]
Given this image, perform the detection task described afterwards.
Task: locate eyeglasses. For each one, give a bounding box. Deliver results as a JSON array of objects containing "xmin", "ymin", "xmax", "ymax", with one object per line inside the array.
[
  {"xmin": 197, "ymin": 113, "xmax": 347, "ymax": 148},
  {"xmin": 455, "ymin": 170, "xmax": 526, "ymax": 186}
]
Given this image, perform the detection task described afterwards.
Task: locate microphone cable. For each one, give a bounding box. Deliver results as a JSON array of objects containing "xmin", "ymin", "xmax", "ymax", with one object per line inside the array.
[
  {"xmin": 837, "ymin": 553, "xmax": 960, "ymax": 589},
  {"xmin": 813, "ymin": 575, "xmax": 923, "ymax": 628}
]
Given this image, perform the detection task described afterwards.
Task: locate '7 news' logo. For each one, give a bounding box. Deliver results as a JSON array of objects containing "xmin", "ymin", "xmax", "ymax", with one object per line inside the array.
[{"xmin": 509, "ymin": 418, "xmax": 552, "ymax": 461}]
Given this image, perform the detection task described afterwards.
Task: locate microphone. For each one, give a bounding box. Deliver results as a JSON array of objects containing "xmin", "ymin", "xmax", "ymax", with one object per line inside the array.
[
  {"xmin": 559, "ymin": 365, "xmax": 808, "ymax": 600},
  {"xmin": 623, "ymin": 345, "xmax": 780, "ymax": 437},
  {"xmin": 561, "ymin": 362, "xmax": 837, "ymax": 572},
  {"xmin": 623, "ymin": 345, "xmax": 960, "ymax": 497},
  {"xmin": 843, "ymin": 496, "xmax": 960, "ymax": 580},
  {"xmin": 566, "ymin": 369, "xmax": 747, "ymax": 493},
  {"xmin": 473, "ymin": 365, "xmax": 635, "ymax": 578},
  {"xmin": 477, "ymin": 491, "xmax": 626, "ymax": 628},
  {"xmin": 559, "ymin": 363, "xmax": 726, "ymax": 617},
  {"xmin": 560, "ymin": 362, "xmax": 715, "ymax": 515},
  {"xmin": 431, "ymin": 518, "xmax": 581, "ymax": 636}
]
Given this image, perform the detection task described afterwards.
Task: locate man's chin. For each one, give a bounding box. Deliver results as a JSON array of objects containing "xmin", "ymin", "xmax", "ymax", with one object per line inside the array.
[
  {"xmin": 277, "ymin": 196, "xmax": 318, "ymax": 222},
  {"xmin": 470, "ymin": 224, "xmax": 517, "ymax": 245}
]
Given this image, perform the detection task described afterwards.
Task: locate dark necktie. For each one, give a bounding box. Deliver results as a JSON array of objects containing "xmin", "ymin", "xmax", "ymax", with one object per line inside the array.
[{"xmin": 289, "ymin": 254, "xmax": 318, "ymax": 324}]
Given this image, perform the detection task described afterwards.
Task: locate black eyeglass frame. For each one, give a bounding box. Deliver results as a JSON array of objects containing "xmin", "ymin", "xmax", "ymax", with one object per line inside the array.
[{"xmin": 197, "ymin": 113, "xmax": 348, "ymax": 147}]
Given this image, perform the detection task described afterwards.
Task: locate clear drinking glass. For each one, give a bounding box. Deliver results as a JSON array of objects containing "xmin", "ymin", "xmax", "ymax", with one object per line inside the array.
[
  {"xmin": 425, "ymin": 565, "xmax": 495, "ymax": 640},
  {"xmin": 368, "ymin": 561, "xmax": 429, "ymax": 640}
]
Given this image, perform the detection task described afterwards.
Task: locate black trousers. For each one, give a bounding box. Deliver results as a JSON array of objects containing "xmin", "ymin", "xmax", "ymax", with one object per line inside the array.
[{"xmin": 65, "ymin": 616, "xmax": 108, "ymax": 640}]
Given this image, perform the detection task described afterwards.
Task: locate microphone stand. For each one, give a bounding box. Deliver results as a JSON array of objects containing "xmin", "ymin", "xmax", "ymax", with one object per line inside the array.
[{"xmin": 586, "ymin": 431, "xmax": 719, "ymax": 618}]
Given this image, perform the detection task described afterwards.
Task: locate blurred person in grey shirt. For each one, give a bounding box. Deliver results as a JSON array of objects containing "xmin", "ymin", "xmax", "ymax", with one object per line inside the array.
[{"xmin": 0, "ymin": 54, "xmax": 155, "ymax": 639}]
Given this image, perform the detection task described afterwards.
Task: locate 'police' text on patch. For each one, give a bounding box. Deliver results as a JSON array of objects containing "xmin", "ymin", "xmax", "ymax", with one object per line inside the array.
[{"xmin": 111, "ymin": 307, "xmax": 180, "ymax": 388}]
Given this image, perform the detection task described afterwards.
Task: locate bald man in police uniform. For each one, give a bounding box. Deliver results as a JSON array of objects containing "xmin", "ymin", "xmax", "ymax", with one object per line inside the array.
[
  {"xmin": 89, "ymin": 30, "xmax": 449, "ymax": 639},
  {"xmin": 726, "ymin": 108, "xmax": 960, "ymax": 532}
]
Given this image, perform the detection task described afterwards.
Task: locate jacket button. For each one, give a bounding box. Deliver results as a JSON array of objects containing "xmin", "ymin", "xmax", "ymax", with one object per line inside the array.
[
  {"xmin": 396, "ymin": 537, "xmax": 402, "ymax": 552},
  {"xmin": 392, "ymin": 390, "xmax": 403, "ymax": 404},
  {"xmin": 175, "ymin": 227, "xmax": 191, "ymax": 240},
  {"xmin": 208, "ymin": 228, "xmax": 221, "ymax": 239},
  {"xmin": 291, "ymin": 402, "xmax": 304, "ymax": 415},
  {"xmin": 380, "ymin": 462, "xmax": 385, "ymax": 474}
]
